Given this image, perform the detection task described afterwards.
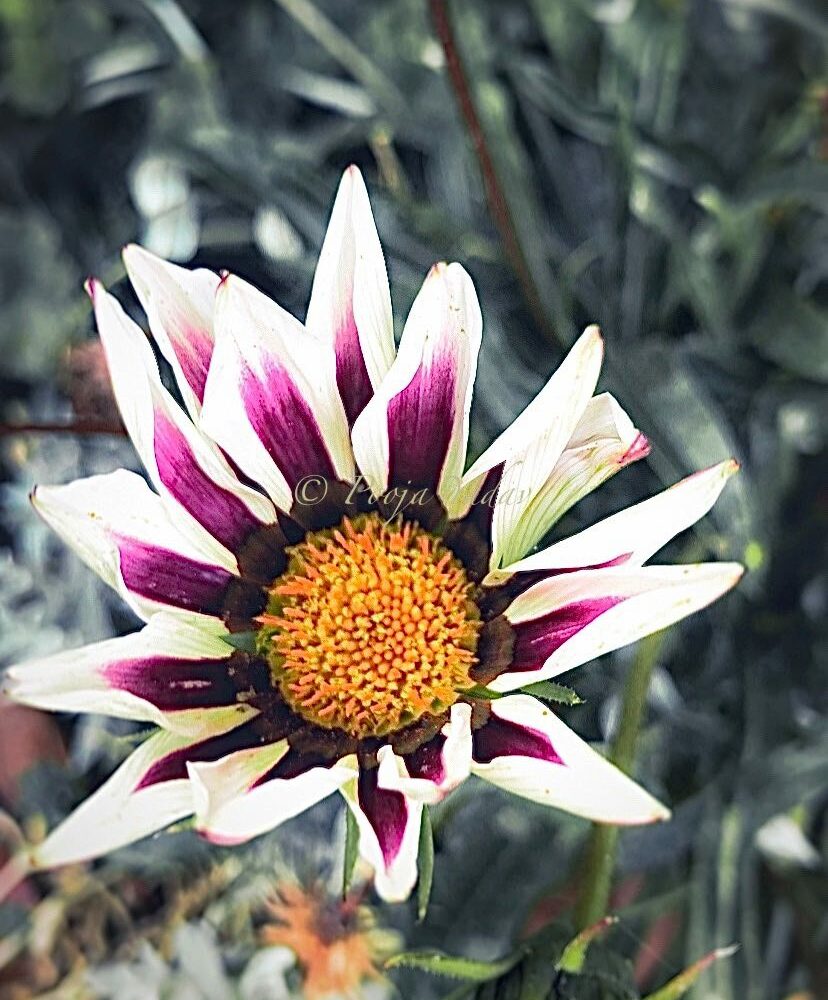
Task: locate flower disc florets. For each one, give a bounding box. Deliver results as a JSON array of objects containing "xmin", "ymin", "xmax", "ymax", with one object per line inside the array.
[{"xmin": 258, "ymin": 514, "xmax": 481, "ymax": 739}]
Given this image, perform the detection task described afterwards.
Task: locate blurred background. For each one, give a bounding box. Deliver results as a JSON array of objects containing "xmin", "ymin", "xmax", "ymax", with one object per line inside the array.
[{"xmin": 0, "ymin": 1, "xmax": 825, "ymax": 998}]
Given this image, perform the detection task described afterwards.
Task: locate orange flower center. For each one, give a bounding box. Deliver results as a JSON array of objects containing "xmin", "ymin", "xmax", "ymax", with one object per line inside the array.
[{"xmin": 258, "ymin": 514, "xmax": 480, "ymax": 739}]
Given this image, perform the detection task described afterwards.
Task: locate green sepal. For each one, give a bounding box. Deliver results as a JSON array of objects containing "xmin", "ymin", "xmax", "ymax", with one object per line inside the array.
[
  {"xmin": 221, "ymin": 631, "xmax": 259, "ymax": 654},
  {"xmin": 417, "ymin": 806, "xmax": 435, "ymax": 921},
  {"xmin": 342, "ymin": 805, "xmax": 359, "ymax": 898}
]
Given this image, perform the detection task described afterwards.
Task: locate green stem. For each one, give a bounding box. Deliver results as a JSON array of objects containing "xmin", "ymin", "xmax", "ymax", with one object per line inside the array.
[{"xmin": 574, "ymin": 630, "xmax": 665, "ymax": 929}]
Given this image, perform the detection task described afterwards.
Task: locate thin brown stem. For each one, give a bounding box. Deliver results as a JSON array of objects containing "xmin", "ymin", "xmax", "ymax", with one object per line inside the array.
[
  {"xmin": 0, "ymin": 419, "xmax": 126, "ymax": 438},
  {"xmin": 428, "ymin": 0, "xmax": 557, "ymax": 344}
]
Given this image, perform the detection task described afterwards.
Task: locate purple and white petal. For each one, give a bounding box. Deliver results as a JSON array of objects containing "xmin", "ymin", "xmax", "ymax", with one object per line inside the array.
[
  {"xmin": 3, "ymin": 613, "xmax": 258, "ymax": 736},
  {"xmin": 505, "ymin": 459, "xmax": 740, "ymax": 576},
  {"xmin": 487, "ymin": 394, "xmax": 647, "ymax": 575},
  {"xmin": 462, "ymin": 328, "xmax": 604, "ymax": 569},
  {"xmin": 189, "ymin": 747, "xmax": 357, "ymax": 846},
  {"xmin": 492, "ymin": 562, "xmax": 744, "ymax": 691},
  {"xmin": 305, "ymin": 166, "xmax": 395, "ymax": 425},
  {"xmin": 351, "ymin": 262, "xmax": 482, "ymax": 511},
  {"xmin": 27, "ymin": 715, "xmax": 264, "ymax": 872},
  {"xmin": 342, "ymin": 763, "xmax": 423, "ymax": 902},
  {"xmin": 89, "ymin": 280, "xmax": 276, "ymax": 563},
  {"xmin": 471, "ymin": 695, "xmax": 669, "ymax": 824},
  {"xmin": 24, "ymin": 730, "xmax": 198, "ymax": 871},
  {"xmin": 201, "ymin": 274, "xmax": 354, "ymax": 512},
  {"xmin": 377, "ymin": 703, "xmax": 473, "ymax": 804},
  {"xmin": 121, "ymin": 244, "xmax": 220, "ymax": 418},
  {"xmin": 31, "ymin": 471, "xmax": 238, "ymax": 621}
]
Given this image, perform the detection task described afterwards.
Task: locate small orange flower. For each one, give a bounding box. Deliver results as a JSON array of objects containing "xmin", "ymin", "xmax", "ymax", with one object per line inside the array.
[{"xmin": 261, "ymin": 883, "xmax": 396, "ymax": 999}]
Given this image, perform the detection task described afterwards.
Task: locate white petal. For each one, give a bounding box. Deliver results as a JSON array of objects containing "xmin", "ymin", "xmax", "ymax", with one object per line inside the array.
[
  {"xmin": 377, "ymin": 703, "xmax": 472, "ymax": 803},
  {"xmin": 201, "ymin": 274, "xmax": 354, "ymax": 512},
  {"xmin": 505, "ymin": 459, "xmax": 740, "ymax": 575},
  {"xmin": 471, "ymin": 694, "xmax": 670, "ymax": 825},
  {"xmin": 490, "ymin": 394, "xmax": 647, "ymax": 571},
  {"xmin": 305, "ymin": 166, "xmax": 395, "ymax": 424},
  {"xmin": 351, "ymin": 262, "xmax": 482, "ymax": 512},
  {"xmin": 491, "ymin": 562, "xmax": 744, "ymax": 691},
  {"xmin": 189, "ymin": 747, "xmax": 356, "ymax": 845},
  {"xmin": 341, "ymin": 766, "xmax": 423, "ymax": 903},
  {"xmin": 89, "ymin": 280, "xmax": 276, "ymax": 566},
  {"xmin": 3, "ymin": 613, "xmax": 256, "ymax": 736},
  {"xmin": 31, "ymin": 471, "xmax": 236, "ymax": 622},
  {"xmin": 122, "ymin": 244, "xmax": 220, "ymax": 418},
  {"xmin": 28, "ymin": 730, "xmax": 197, "ymax": 869},
  {"xmin": 463, "ymin": 326, "xmax": 604, "ymax": 483},
  {"xmin": 466, "ymin": 328, "xmax": 604, "ymax": 569}
]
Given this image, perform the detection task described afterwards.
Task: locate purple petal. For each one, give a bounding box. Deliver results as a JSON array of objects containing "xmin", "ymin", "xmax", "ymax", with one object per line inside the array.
[
  {"xmin": 243, "ymin": 361, "xmax": 337, "ymax": 492},
  {"xmin": 136, "ymin": 720, "xmax": 265, "ymax": 789},
  {"xmin": 253, "ymin": 747, "xmax": 336, "ymax": 786},
  {"xmin": 386, "ymin": 355, "xmax": 455, "ymax": 491},
  {"xmin": 335, "ymin": 315, "xmax": 374, "ymax": 426},
  {"xmin": 472, "ymin": 713, "xmax": 563, "ymax": 765},
  {"xmin": 176, "ymin": 329, "xmax": 214, "ymax": 406},
  {"xmin": 154, "ymin": 413, "xmax": 265, "ymax": 553},
  {"xmin": 509, "ymin": 596, "xmax": 624, "ymax": 673},
  {"xmin": 105, "ymin": 655, "xmax": 268, "ymax": 712},
  {"xmin": 358, "ymin": 765, "xmax": 409, "ymax": 866},
  {"xmin": 403, "ymin": 734, "xmax": 447, "ymax": 785},
  {"xmin": 116, "ymin": 538, "xmax": 235, "ymax": 616}
]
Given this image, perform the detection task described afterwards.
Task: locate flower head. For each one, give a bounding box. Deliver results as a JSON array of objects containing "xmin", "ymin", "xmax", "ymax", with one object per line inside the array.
[
  {"xmin": 1, "ymin": 166, "xmax": 743, "ymax": 903},
  {"xmin": 261, "ymin": 883, "xmax": 395, "ymax": 1000}
]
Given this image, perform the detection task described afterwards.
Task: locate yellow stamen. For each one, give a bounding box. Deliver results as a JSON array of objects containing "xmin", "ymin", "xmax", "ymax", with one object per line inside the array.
[{"xmin": 260, "ymin": 514, "xmax": 480, "ymax": 739}]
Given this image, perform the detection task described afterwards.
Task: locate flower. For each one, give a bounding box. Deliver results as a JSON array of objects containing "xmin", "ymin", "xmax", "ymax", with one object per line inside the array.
[
  {"xmin": 261, "ymin": 883, "xmax": 397, "ymax": 999},
  {"xmin": 1, "ymin": 166, "xmax": 743, "ymax": 903}
]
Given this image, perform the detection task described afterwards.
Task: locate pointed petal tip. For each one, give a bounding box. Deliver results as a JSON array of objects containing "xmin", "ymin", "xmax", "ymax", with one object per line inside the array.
[
  {"xmin": 84, "ymin": 276, "xmax": 102, "ymax": 302},
  {"xmin": 620, "ymin": 432, "xmax": 651, "ymax": 465},
  {"xmin": 121, "ymin": 243, "xmax": 156, "ymax": 275},
  {"xmin": 653, "ymin": 803, "xmax": 672, "ymax": 823}
]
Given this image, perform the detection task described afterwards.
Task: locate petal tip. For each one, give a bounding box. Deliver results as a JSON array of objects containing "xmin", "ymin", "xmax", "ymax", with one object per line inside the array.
[
  {"xmin": 84, "ymin": 276, "xmax": 101, "ymax": 302},
  {"xmin": 620, "ymin": 432, "xmax": 651, "ymax": 465}
]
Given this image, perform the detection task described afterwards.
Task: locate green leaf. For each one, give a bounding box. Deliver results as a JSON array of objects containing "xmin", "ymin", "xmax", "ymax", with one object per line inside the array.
[
  {"xmin": 342, "ymin": 806, "xmax": 359, "ymax": 898},
  {"xmin": 520, "ymin": 681, "xmax": 583, "ymax": 706},
  {"xmin": 417, "ymin": 806, "xmax": 435, "ymax": 921},
  {"xmin": 460, "ymin": 685, "xmax": 504, "ymax": 701},
  {"xmin": 221, "ymin": 631, "xmax": 258, "ymax": 654},
  {"xmin": 385, "ymin": 949, "xmax": 523, "ymax": 982},
  {"xmin": 750, "ymin": 288, "xmax": 828, "ymax": 383}
]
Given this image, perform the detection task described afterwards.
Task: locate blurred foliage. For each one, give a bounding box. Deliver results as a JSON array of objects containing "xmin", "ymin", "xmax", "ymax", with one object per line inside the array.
[{"xmin": 0, "ymin": 0, "xmax": 826, "ymax": 998}]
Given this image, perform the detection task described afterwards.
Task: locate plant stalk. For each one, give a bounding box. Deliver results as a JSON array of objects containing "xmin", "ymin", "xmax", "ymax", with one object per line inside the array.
[
  {"xmin": 428, "ymin": 0, "xmax": 559, "ymax": 347},
  {"xmin": 574, "ymin": 630, "xmax": 665, "ymax": 930}
]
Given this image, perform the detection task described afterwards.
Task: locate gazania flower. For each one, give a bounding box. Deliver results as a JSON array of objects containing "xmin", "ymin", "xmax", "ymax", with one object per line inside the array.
[
  {"xmin": 261, "ymin": 883, "xmax": 396, "ymax": 999},
  {"xmin": 1, "ymin": 167, "xmax": 742, "ymax": 903}
]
